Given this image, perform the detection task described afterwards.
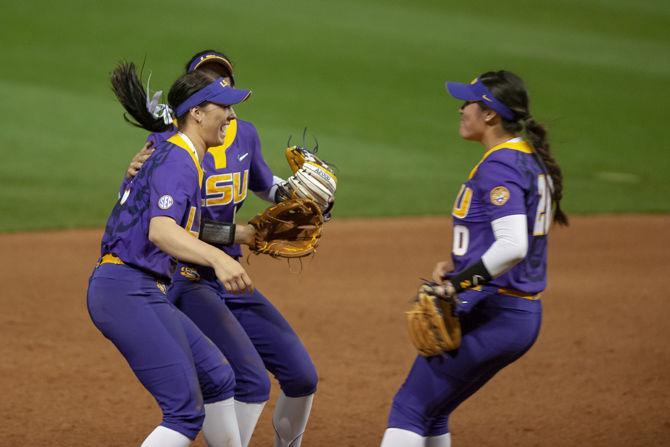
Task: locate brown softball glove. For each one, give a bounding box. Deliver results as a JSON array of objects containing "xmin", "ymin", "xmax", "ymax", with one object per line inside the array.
[
  {"xmin": 406, "ymin": 281, "xmax": 462, "ymax": 356},
  {"xmin": 248, "ymin": 198, "xmax": 324, "ymax": 258}
]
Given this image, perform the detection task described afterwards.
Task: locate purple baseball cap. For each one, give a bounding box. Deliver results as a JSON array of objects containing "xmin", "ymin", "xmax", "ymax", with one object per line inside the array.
[
  {"xmin": 174, "ymin": 77, "xmax": 251, "ymax": 117},
  {"xmin": 445, "ymin": 77, "xmax": 516, "ymax": 121},
  {"xmin": 187, "ymin": 51, "xmax": 235, "ymax": 84}
]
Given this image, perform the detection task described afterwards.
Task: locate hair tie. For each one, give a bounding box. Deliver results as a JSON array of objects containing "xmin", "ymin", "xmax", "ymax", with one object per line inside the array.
[{"xmin": 145, "ymin": 72, "xmax": 174, "ymax": 125}]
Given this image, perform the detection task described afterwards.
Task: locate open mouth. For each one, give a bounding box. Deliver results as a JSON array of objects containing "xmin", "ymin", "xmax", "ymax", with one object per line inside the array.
[{"xmin": 219, "ymin": 123, "xmax": 229, "ymax": 139}]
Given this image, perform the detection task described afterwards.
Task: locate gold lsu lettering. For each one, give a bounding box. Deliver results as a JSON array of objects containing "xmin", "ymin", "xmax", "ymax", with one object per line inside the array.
[
  {"xmin": 204, "ymin": 170, "xmax": 249, "ymax": 207},
  {"xmin": 452, "ymin": 185, "xmax": 473, "ymax": 219}
]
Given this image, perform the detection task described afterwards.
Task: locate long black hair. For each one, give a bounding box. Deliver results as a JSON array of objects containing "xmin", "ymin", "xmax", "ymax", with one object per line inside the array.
[
  {"xmin": 110, "ymin": 61, "xmax": 217, "ymax": 131},
  {"xmin": 479, "ymin": 70, "xmax": 568, "ymax": 226}
]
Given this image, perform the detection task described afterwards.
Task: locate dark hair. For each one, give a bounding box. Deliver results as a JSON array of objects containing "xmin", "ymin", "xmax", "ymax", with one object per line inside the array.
[
  {"xmin": 110, "ymin": 61, "xmax": 217, "ymax": 131},
  {"xmin": 479, "ymin": 70, "xmax": 568, "ymax": 226},
  {"xmin": 185, "ymin": 49, "xmax": 235, "ymax": 85}
]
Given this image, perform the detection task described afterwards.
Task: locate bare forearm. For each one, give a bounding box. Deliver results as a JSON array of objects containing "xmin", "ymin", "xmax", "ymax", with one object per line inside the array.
[
  {"xmin": 149, "ymin": 216, "xmax": 221, "ymax": 267},
  {"xmin": 234, "ymin": 224, "xmax": 256, "ymax": 246},
  {"xmin": 149, "ymin": 216, "xmax": 253, "ymax": 293}
]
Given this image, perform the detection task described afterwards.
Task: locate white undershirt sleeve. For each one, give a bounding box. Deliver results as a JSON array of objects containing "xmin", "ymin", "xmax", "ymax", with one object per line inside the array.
[
  {"xmin": 253, "ymin": 175, "xmax": 286, "ymax": 203},
  {"xmin": 481, "ymin": 214, "xmax": 528, "ymax": 278}
]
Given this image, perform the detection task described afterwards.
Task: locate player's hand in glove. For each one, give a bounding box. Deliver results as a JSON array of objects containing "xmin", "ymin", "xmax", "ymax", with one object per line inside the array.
[
  {"xmin": 276, "ymin": 144, "xmax": 337, "ymax": 218},
  {"xmin": 406, "ymin": 281, "xmax": 462, "ymax": 356},
  {"xmin": 432, "ymin": 259, "xmax": 454, "ymax": 283},
  {"xmin": 248, "ymin": 197, "xmax": 324, "ymax": 258}
]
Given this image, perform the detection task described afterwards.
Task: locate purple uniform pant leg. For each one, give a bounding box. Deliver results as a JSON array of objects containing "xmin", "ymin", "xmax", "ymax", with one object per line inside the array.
[
  {"xmin": 387, "ymin": 299, "xmax": 542, "ymax": 436},
  {"xmin": 169, "ymin": 278, "xmax": 271, "ymax": 403},
  {"xmin": 225, "ymin": 289, "xmax": 318, "ymax": 398},
  {"xmin": 87, "ymin": 264, "xmax": 235, "ymax": 440}
]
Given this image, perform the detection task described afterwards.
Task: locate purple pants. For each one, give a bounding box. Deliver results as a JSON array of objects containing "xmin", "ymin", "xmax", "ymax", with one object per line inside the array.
[
  {"xmin": 169, "ymin": 272, "xmax": 317, "ymax": 403},
  {"xmin": 87, "ymin": 264, "xmax": 236, "ymax": 440},
  {"xmin": 387, "ymin": 294, "xmax": 542, "ymax": 436}
]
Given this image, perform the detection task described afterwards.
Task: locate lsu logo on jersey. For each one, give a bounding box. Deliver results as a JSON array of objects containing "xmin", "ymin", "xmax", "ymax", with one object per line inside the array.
[
  {"xmin": 184, "ymin": 206, "xmax": 199, "ymax": 237},
  {"xmin": 204, "ymin": 170, "xmax": 249, "ymax": 207},
  {"xmin": 490, "ymin": 186, "xmax": 510, "ymax": 206},
  {"xmin": 452, "ymin": 184, "xmax": 473, "ymax": 219}
]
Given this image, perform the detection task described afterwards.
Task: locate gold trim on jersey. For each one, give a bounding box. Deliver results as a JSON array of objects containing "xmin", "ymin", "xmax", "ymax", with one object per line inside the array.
[
  {"xmin": 497, "ymin": 287, "xmax": 541, "ymax": 300},
  {"xmin": 98, "ymin": 253, "xmax": 125, "ymax": 266},
  {"xmin": 208, "ymin": 118, "xmax": 238, "ymax": 170},
  {"xmin": 468, "ymin": 140, "xmax": 533, "ymax": 180},
  {"xmin": 166, "ymin": 134, "xmax": 204, "ymax": 186},
  {"xmin": 467, "ymin": 284, "xmax": 540, "ymax": 301}
]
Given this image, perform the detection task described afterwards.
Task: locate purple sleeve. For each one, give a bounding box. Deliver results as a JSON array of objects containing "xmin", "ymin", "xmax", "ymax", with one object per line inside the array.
[
  {"xmin": 474, "ymin": 160, "xmax": 527, "ymax": 220},
  {"xmin": 247, "ymin": 125, "xmax": 274, "ymax": 192},
  {"xmin": 118, "ymin": 175, "xmax": 130, "ymax": 198},
  {"xmin": 118, "ymin": 130, "xmax": 175, "ymax": 197},
  {"xmin": 149, "ymin": 154, "xmax": 197, "ymax": 223}
]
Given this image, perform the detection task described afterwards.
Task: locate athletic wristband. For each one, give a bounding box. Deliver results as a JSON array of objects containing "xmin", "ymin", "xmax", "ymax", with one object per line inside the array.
[
  {"xmin": 199, "ymin": 218, "xmax": 236, "ymax": 246},
  {"xmin": 446, "ymin": 259, "xmax": 493, "ymax": 292}
]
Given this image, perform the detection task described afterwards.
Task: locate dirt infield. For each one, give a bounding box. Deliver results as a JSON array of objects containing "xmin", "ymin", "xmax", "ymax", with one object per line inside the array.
[{"xmin": 1, "ymin": 215, "xmax": 669, "ymax": 446}]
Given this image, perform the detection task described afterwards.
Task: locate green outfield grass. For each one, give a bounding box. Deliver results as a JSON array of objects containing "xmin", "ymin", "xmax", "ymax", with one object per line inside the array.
[{"xmin": 1, "ymin": 0, "xmax": 669, "ymax": 231}]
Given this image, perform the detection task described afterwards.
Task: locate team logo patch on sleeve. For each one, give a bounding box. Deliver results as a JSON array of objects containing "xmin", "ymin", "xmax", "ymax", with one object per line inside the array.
[
  {"xmin": 158, "ymin": 195, "xmax": 174, "ymax": 210},
  {"xmin": 490, "ymin": 186, "xmax": 510, "ymax": 206}
]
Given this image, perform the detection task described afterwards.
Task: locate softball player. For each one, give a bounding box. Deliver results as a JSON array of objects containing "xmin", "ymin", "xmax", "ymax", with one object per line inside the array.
[
  {"xmin": 123, "ymin": 50, "xmax": 317, "ymax": 447},
  {"xmin": 88, "ymin": 63, "xmax": 254, "ymax": 447},
  {"xmin": 381, "ymin": 70, "xmax": 568, "ymax": 447}
]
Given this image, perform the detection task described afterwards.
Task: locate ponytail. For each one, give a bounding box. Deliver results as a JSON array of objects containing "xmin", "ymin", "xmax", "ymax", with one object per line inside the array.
[
  {"xmin": 522, "ymin": 117, "xmax": 569, "ymax": 226},
  {"xmin": 110, "ymin": 62, "xmax": 172, "ymax": 133},
  {"xmin": 479, "ymin": 70, "xmax": 568, "ymax": 227}
]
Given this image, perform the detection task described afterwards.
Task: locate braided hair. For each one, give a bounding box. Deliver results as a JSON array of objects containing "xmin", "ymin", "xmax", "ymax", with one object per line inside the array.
[{"xmin": 479, "ymin": 70, "xmax": 568, "ymax": 226}]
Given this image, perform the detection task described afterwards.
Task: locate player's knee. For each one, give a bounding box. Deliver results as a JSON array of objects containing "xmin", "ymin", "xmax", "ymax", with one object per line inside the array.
[
  {"xmin": 134, "ymin": 363, "xmax": 208, "ymax": 439},
  {"xmin": 162, "ymin": 407, "xmax": 206, "ymax": 440},
  {"xmin": 201, "ymin": 362, "xmax": 237, "ymax": 403},
  {"xmin": 236, "ymin": 369, "xmax": 271, "ymax": 403},
  {"xmin": 279, "ymin": 361, "xmax": 318, "ymax": 397},
  {"xmin": 387, "ymin": 397, "xmax": 431, "ymax": 437}
]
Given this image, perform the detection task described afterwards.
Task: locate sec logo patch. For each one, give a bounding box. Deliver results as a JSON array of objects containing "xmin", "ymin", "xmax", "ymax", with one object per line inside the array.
[
  {"xmin": 490, "ymin": 186, "xmax": 510, "ymax": 206},
  {"xmin": 158, "ymin": 195, "xmax": 174, "ymax": 210}
]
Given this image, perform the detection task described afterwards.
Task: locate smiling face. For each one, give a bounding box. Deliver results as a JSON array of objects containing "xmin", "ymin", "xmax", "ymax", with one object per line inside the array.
[{"xmin": 195, "ymin": 102, "xmax": 237, "ymax": 148}]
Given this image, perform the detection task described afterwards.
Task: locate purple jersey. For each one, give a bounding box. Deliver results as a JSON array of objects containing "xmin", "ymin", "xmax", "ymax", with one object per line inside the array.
[
  {"xmin": 141, "ymin": 118, "xmax": 274, "ymax": 258},
  {"xmin": 199, "ymin": 118, "xmax": 274, "ymax": 257},
  {"xmin": 450, "ymin": 139, "xmax": 551, "ymax": 294},
  {"xmin": 103, "ymin": 133, "xmax": 203, "ymax": 280}
]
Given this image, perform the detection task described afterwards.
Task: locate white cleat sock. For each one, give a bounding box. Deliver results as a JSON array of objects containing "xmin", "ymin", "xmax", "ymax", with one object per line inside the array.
[
  {"xmin": 380, "ymin": 428, "xmax": 426, "ymax": 447},
  {"xmin": 141, "ymin": 425, "xmax": 191, "ymax": 447},
  {"xmin": 272, "ymin": 391, "xmax": 314, "ymax": 447},
  {"xmin": 234, "ymin": 400, "xmax": 267, "ymax": 447},
  {"xmin": 427, "ymin": 432, "xmax": 451, "ymax": 447},
  {"xmin": 203, "ymin": 398, "xmax": 242, "ymax": 447}
]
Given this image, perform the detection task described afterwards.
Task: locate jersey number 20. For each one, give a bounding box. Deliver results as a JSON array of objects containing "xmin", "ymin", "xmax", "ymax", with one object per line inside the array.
[
  {"xmin": 453, "ymin": 174, "xmax": 552, "ymax": 256},
  {"xmin": 533, "ymin": 174, "xmax": 552, "ymax": 236}
]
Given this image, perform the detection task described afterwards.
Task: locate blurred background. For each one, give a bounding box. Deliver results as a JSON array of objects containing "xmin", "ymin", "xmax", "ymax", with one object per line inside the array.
[{"xmin": 1, "ymin": 0, "xmax": 669, "ymax": 231}]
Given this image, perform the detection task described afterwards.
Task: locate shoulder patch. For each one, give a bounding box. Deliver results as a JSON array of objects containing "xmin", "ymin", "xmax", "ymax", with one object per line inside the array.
[
  {"xmin": 490, "ymin": 186, "xmax": 510, "ymax": 206},
  {"xmin": 158, "ymin": 195, "xmax": 174, "ymax": 210}
]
